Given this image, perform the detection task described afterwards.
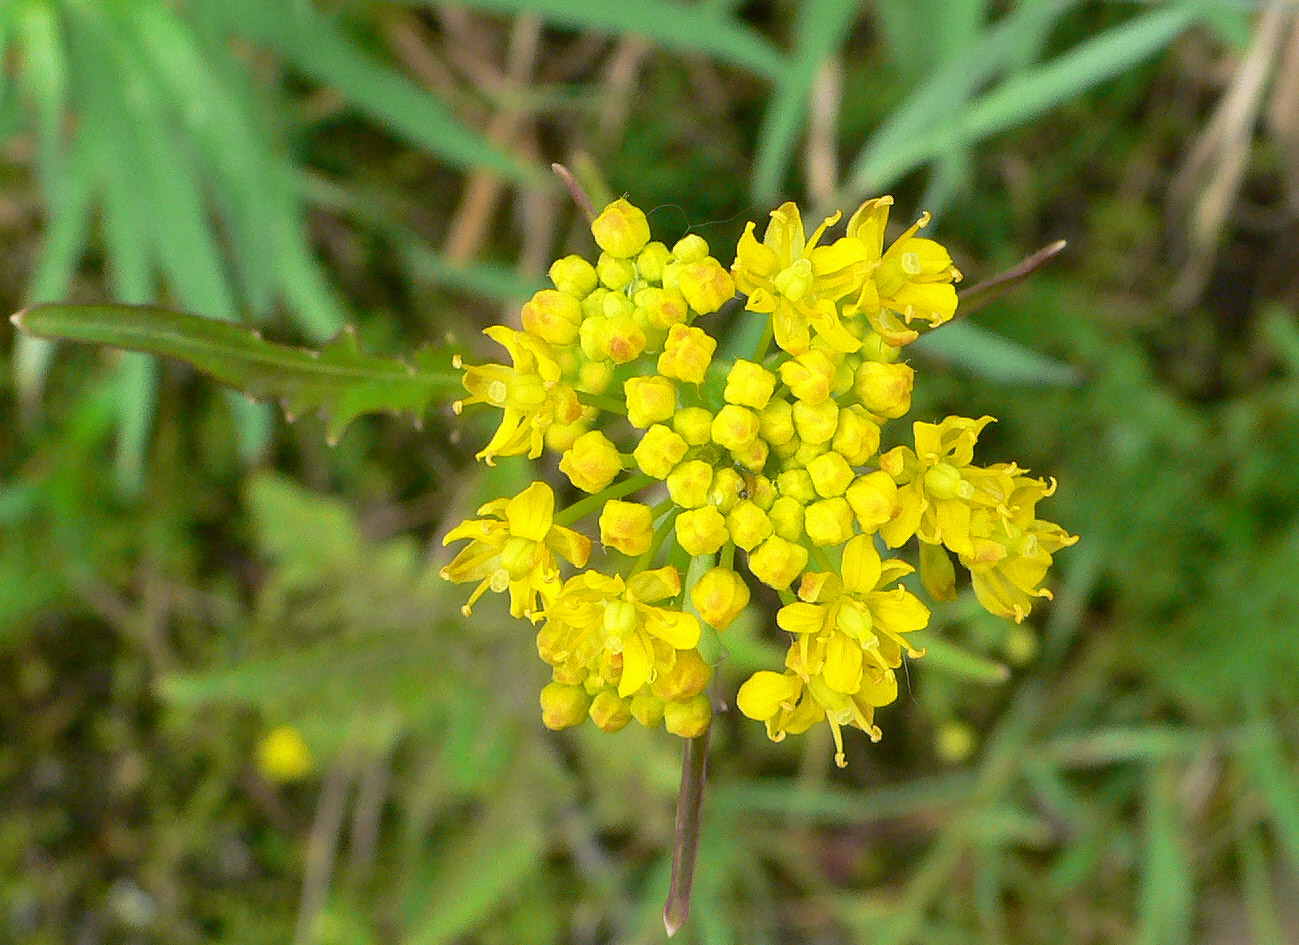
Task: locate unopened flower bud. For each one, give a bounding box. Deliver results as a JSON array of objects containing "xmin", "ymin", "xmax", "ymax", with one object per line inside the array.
[
  {"xmin": 691, "ymin": 567, "xmax": 751, "ymax": 631},
  {"xmin": 855, "ymin": 361, "xmax": 914, "ymax": 418},
  {"xmin": 559, "ymin": 430, "xmax": 623, "ymax": 493},
  {"xmin": 711, "ymin": 404, "xmax": 760, "ymax": 451},
  {"xmin": 747, "ymin": 535, "xmax": 809, "ymax": 589},
  {"xmin": 549, "ymin": 255, "xmax": 598, "ymax": 297},
  {"xmin": 636, "ymin": 286, "xmax": 689, "ymax": 330},
  {"xmin": 657, "ymin": 323, "xmax": 716, "ymax": 383},
  {"xmin": 727, "ymin": 500, "xmax": 773, "ymax": 551},
  {"xmin": 600, "ymin": 500, "xmax": 655, "ymax": 556},
  {"xmin": 597, "ymin": 252, "xmax": 636, "ymax": 290},
  {"xmin": 807, "ymin": 451, "xmax": 854, "ymax": 498},
  {"xmin": 673, "ymin": 406, "xmax": 714, "ymax": 446},
  {"xmin": 664, "ymin": 694, "xmax": 712, "ymax": 737},
  {"xmin": 730, "ymin": 437, "xmax": 769, "ymax": 472},
  {"xmin": 858, "ymin": 329, "xmax": 902, "ymax": 363},
  {"xmin": 521, "ymin": 289, "xmax": 581, "ymax": 346},
  {"xmin": 589, "ymin": 690, "xmax": 633, "ymax": 732},
  {"xmin": 679, "ymin": 258, "xmax": 736, "ymax": 315},
  {"xmin": 576, "ymin": 359, "xmax": 614, "ymax": 394},
  {"xmin": 637, "ymin": 242, "xmax": 671, "ymax": 283},
  {"xmin": 833, "ymin": 406, "xmax": 881, "ymax": 466},
  {"xmin": 631, "ymin": 692, "xmax": 666, "ymax": 728},
  {"xmin": 605, "ymin": 313, "xmax": 647, "ymax": 364},
  {"xmin": 758, "ymin": 399, "xmax": 795, "ymax": 446},
  {"xmin": 793, "ymin": 399, "xmax": 839, "ymax": 444},
  {"xmin": 846, "ymin": 471, "xmax": 898, "ymax": 531},
  {"xmin": 666, "ymin": 460, "xmax": 714, "ymax": 509},
  {"xmin": 675, "ymin": 506, "xmax": 729, "ymax": 556},
  {"xmin": 793, "ymin": 439, "xmax": 829, "ymax": 467},
  {"xmin": 776, "ymin": 468, "xmax": 816, "ymax": 504},
  {"xmin": 767, "ymin": 496, "xmax": 805, "ymax": 541},
  {"xmin": 653, "ymin": 647, "xmax": 712, "ymax": 702},
  {"xmin": 633, "ymin": 424, "xmax": 689, "ymax": 479},
  {"xmin": 671, "ymin": 233, "xmax": 710, "ymax": 263},
  {"xmin": 624, "ymin": 375, "xmax": 677, "ymax": 428},
  {"xmin": 747, "ymin": 474, "xmax": 776, "ymax": 510},
  {"xmin": 804, "ymin": 497, "xmax": 855, "ymax": 546},
  {"xmin": 592, "ymin": 199, "xmax": 651, "ymax": 258},
  {"xmin": 781, "ymin": 350, "xmax": 836, "ymax": 404},
  {"xmin": 709, "ymin": 468, "xmax": 745, "ymax": 513},
  {"xmin": 541, "ymin": 682, "xmax": 593, "ymax": 730},
  {"xmin": 725, "ymin": 359, "xmax": 777, "ymax": 409}
]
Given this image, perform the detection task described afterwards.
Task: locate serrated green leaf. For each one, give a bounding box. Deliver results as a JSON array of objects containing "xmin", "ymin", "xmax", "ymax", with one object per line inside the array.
[{"xmin": 13, "ymin": 304, "xmax": 461, "ymax": 443}]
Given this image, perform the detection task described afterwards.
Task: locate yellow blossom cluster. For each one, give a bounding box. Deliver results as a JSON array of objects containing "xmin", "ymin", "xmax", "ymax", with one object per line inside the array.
[{"xmin": 442, "ymin": 196, "xmax": 1076, "ymax": 765}]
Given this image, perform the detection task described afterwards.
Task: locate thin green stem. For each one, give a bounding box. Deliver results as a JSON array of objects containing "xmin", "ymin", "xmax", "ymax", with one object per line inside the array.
[
  {"xmin": 663, "ymin": 730, "xmax": 709, "ymax": 936},
  {"xmin": 809, "ymin": 544, "xmax": 835, "ymax": 573},
  {"xmin": 554, "ymin": 473, "xmax": 653, "ymax": 527},
  {"xmin": 633, "ymin": 508, "xmax": 681, "ymax": 574},
  {"xmin": 752, "ymin": 315, "xmax": 775, "ymax": 363},
  {"xmin": 575, "ymin": 391, "xmax": 627, "ymax": 416}
]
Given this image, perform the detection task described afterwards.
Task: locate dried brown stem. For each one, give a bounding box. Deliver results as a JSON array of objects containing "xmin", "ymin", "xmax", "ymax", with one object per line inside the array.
[{"xmin": 552, "ymin": 163, "xmax": 597, "ymax": 221}]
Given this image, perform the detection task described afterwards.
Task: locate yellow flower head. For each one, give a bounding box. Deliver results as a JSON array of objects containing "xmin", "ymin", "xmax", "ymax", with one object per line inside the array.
[
  {"xmin": 732, "ymin": 202, "xmax": 867, "ymax": 356},
  {"xmin": 441, "ymin": 481, "xmax": 592, "ymax": 620}
]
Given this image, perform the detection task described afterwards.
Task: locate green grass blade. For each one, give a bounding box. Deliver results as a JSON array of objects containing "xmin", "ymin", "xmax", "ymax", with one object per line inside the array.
[
  {"xmin": 215, "ymin": 0, "xmax": 545, "ymax": 187},
  {"xmin": 447, "ymin": 0, "xmax": 785, "ymax": 77},
  {"xmin": 912, "ymin": 320, "xmax": 1082, "ymax": 386},
  {"xmin": 13, "ymin": 304, "xmax": 462, "ymax": 444},
  {"xmin": 751, "ymin": 0, "xmax": 861, "ymax": 203},
  {"xmin": 1237, "ymin": 719, "xmax": 1299, "ymax": 872},
  {"xmin": 1137, "ymin": 764, "xmax": 1193, "ymax": 945}
]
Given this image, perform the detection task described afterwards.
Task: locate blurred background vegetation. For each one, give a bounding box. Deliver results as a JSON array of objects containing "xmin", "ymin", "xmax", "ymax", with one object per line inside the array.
[{"xmin": 3, "ymin": 1, "xmax": 1299, "ymax": 943}]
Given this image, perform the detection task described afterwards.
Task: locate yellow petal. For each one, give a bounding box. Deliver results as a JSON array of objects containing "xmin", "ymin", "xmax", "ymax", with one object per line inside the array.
[
  {"xmin": 823, "ymin": 634, "xmax": 863, "ymax": 694},
  {"xmin": 618, "ymin": 633, "xmax": 653, "ymax": 697},
  {"xmin": 627, "ymin": 566, "xmax": 682, "ymax": 603},
  {"xmin": 642, "ymin": 606, "xmax": 702, "ymax": 650},
  {"xmin": 545, "ymin": 524, "xmax": 593, "ymax": 568},
  {"xmin": 840, "ymin": 535, "xmax": 882, "ymax": 595},
  {"xmin": 504, "ymin": 481, "xmax": 554, "ymax": 541},
  {"xmin": 737, "ymin": 670, "xmax": 803, "ymax": 721},
  {"xmin": 777, "ymin": 601, "xmax": 826, "ymax": 634}
]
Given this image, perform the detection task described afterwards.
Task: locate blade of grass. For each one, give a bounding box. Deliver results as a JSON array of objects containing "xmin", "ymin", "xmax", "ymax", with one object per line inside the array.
[
  {"xmin": 1237, "ymin": 716, "xmax": 1299, "ymax": 872},
  {"xmin": 1137, "ymin": 763, "xmax": 1193, "ymax": 945},
  {"xmin": 912, "ymin": 320, "xmax": 1082, "ymax": 386},
  {"xmin": 447, "ymin": 0, "xmax": 785, "ymax": 78}
]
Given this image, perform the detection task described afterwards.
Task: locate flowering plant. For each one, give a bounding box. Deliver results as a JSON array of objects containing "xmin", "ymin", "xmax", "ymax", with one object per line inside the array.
[{"xmin": 443, "ymin": 194, "xmax": 1076, "ymax": 774}]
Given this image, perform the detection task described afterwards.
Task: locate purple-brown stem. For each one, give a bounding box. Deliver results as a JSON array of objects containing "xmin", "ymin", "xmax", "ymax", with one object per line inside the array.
[
  {"xmin": 663, "ymin": 729, "xmax": 710, "ymax": 936},
  {"xmin": 552, "ymin": 163, "xmax": 597, "ymax": 222},
  {"xmin": 955, "ymin": 239, "xmax": 1067, "ymax": 318}
]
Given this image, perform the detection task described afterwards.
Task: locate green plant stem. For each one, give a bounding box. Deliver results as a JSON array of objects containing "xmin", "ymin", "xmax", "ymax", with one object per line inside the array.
[
  {"xmin": 575, "ymin": 391, "xmax": 627, "ymax": 415},
  {"xmin": 554, "ymin": 474, "xmax": 653, "ymax": 527},
  {"xmin": 633, "ymin": 509, "xmax": 681, "ymax": 573},
  {"xmin": 752, "ymin": 315, "xmax": 775, "ymax": 363},
  {"xmin": 663, "ymin": 730, "xmax": 709, "ymax": 936}
]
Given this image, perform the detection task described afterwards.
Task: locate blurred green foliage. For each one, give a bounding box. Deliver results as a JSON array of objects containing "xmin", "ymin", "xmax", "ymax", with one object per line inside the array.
[{"xmin": 5, "ymin": 1, "xmax": 1299, "ymax": 943}]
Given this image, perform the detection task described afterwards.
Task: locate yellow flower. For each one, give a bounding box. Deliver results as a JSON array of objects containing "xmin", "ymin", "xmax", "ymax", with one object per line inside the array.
[
  {"xmin": 441, "ymin": 481, "xmax": 592, "ymax": 620},
  {"xmin": 776, "ymin": 535, "xmax": 930, "ymax": 677},
  {"xmin": 454, "ymin": 327, "xmax": 581, "ymax": 464},
  {"xmin": 540, "ymin": 567, "xmax": 701, "ymax": 699},
  {"xmin": 847, "ymin": 196, "xmax": 962, "ymax": 346},
  {"xmin": 732, "ymin": 202, "xmax": 867, "ymax": 355},
  {"xmin": 256, "ymin": 725, "xmax": 313, "ymax": 783}
]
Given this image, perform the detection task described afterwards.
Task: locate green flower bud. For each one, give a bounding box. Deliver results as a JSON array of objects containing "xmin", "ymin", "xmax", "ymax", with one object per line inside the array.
[
  {"xmin": 664, "ymin": 694, "xmax": 712, "ymax": 738},
  {"xmin": 540, "ymin": 682, "xmax": 593, "ymax": 730}
]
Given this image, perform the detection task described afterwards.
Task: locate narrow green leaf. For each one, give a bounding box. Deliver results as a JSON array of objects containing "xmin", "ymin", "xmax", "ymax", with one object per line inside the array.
[
  {"xmin": 1237, "ymin": 720, "xmax": 1299, "ymax": 872},
  {"xmin": 13, "ymin": 304, "xmax": 461, "ymax": 444},
  {"xmin": 751, "ymin": 0, "xmax": 861, "ymax": 202},
  {"xmin": 213, "ymin": 0, "xmax": 545, "ymax": 186},
  {"xmin": 911, "ymin": 632, "xmax": 1011, "ymax": 685},
  {"xmin": 912, "ymin": 320, "xmax": 1082, "ymax": 386},
  {"xmin": 445, "ymin": 0, "xmax": 785, "ymax": 78},
  {"xmin": 1137, "ymin": 764, "xmax": 1193, "ymax": 945}
]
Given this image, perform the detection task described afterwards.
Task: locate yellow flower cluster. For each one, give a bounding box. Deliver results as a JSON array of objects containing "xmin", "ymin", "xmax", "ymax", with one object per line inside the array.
[{"xmin": 442, "ymin": 196, "xmax": 1075, "ymax": 764}]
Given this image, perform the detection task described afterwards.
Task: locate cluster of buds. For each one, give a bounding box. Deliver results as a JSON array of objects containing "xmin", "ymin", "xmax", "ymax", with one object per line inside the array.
[{"xmin": 442, "ymin": 195, "xmax": 1075, "ymax": 766}]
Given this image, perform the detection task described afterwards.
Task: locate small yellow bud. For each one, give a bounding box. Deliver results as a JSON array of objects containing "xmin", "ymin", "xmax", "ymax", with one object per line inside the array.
[
  {"xmin": 671, "ymin": 233, "xmax": 710, "ymax": 263},
  {"xmin": 691, "ymin": 566, "xmax": 751, "ymax": 631},
  {"xmin": 730, "ymin": 437, "xmax": 769, "ymax": 473},
  {"xmin": 675, "ymin": 506, "xmax": 729, "ymax": 556},
  {"xmin": 768, "ymin": 495, "xmax": 805, "ymax": 541},
  {"xmin": 600, "ymin": 500, "xmax": 655, "ymax": 556},
  {"xmin": 780, "ymin": 350, "xmax": 836, "ymax": 404},
  {"xmin": 776, "ymin": 468, "xmax": 816, "ymax": 504},
  {"xmin": 771, "ymin": 434, "xmax": 801, "ymax": 460},
  {"xmin": 807, "ymin": 452, "xmax": 854, "ymax": 498},
  {"xmin": 624, "ymin": 375, "xmax": 677, "ymax": 429},
  {"xmin": 600, "ymin": 288, "xmax": 636, "ymax": 321},
  {"xmin": 559, "ymin": 430, "xmax": 623, "ymax": 493},
  {"xmin": 727, "ymin": 499, "xmax": 773, "ymax": 551},
  {"xmin": 592, "ymin": 199, "xmax": 651, "ymax": 258},
  {"xmin": 758, "ymin": 399, "xmax": 795, "ymax": 446},
  {"xmin": 666, "ymin": 459, "xmax": 714, "ymax": 509},
  {"xmin": 657, "ymin": 323, "xmax": 716, "ymax": 384},
  {"xmin": 597, "ymin": 252, "xmax": 636, "ymax": 290},
  {"xmin": 549, "ymin": 255, "xmax": 599, "ymax": 297},
  {"xmin": 664, "ymin": 694, "xmax": 713, "ymax": 738},
  {"xmin": 793, "ymin": 439, "xmax": 829, "ymax": 468},
  {"xmin": 711, "ymin": 404, "xmax": 760, "ymax": 452},
  {"xmin": 923, "ymin": 462, "xmax": 967, "ymax": 500},
  {"xmin": 257, "ymin": 726, "xmax": 313, "ymax": 783},
  {"xmin": 636, "ymin": 286, "xmax": 689, "ymax": 330},
  {"xmin": 589, "ymin": 690, "xmax": 633, "ymax": 732},
  {"xmin": 631, "ymin": 692, "xmax": 666, "ymax": 727},
  {"xmin": 576, "ymin": 359, "xmax": 614, "ymax": 394},
  {"xmin": 858, "ymin": 329, "xmax": 902, "ymax": 363},
  {"xmin": 633, "ymin": 424, "xmax": 690, "ymax": 479},
  {"xmin": 521, "ymin": 289, "xmax": 581, "ymax": 346},
  {"xmin": 724, "ymin": 359, "xmax": 777, "ymax": 409},
  {"xmin": 792, "ymin": 399, "xmax": 839, "ymax": 444},
  {"xmin": 540, "ymin": 682, "xmax": 594, "ymax": 730},
  {"xmin": 605, "ymin": 314, "xmax": 648, "ymax": 364},
  {"xmin": 545, "ymin": 417, "xmax": 588, "ymax": 453},
  {"xmin": 804, "ymin": 497, "xmax": 855, "ymax": 546},
  {"xmin": 747, "ymin": 474, "xmax": 776, "ymax": 510},
  {"xmin": 748, "ymin": 535, "xmax": 809, "ymax": 589},
  {"xmin": 854, "ymin": 361, "xmax": 914, "ymax": 418},
  {"xmin": 653, "ymin": 647, "xmax": 713, "ymax": 701},
  {"xmin": 878, "ymin": 445, "xmax": 913, "ymax": 480},
  {"xmin": 679, "ymin": 258, "xmax": 736, "ymax": 315},
  {"xmin": 833, "ymin": 406, "xmax": 881, "ymax": 466},
  {"xmin": 709, "ymin": 468, "xmax": 745, "ymax": 513},
  {"xmin": 845, "ymin": 471, "xmax": 898, "ymax": 532},
  {"xmin": 637, "ymin": 241, "xmax": 671, "ymax": 283},
  {"xmin": 579, "ymin": 314, "xmax": 612, "ymax": 361},
  {"xmin": 673, "ymin": 406, "xmax": 714, "ymax": 446}
]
